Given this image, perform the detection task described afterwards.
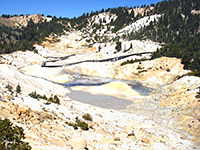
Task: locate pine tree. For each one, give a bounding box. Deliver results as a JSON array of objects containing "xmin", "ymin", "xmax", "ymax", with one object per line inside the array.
[{"xmin": 0, "ymin": 118, "xmax": 32, "ymax": 150}]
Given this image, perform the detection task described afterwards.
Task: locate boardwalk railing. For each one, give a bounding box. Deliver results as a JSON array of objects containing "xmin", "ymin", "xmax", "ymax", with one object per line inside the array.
[{"xmin": 41, "ymin": 52, "xmax": 153, "ymax": 68}]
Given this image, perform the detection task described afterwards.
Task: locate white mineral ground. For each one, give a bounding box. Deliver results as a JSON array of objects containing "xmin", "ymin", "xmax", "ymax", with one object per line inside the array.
[{"xmin": 0, "ymin": 37, "xmax": 199, "ymax": 150}]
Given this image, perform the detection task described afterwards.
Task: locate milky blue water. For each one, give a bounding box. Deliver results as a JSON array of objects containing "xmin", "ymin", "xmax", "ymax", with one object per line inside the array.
[{"xmin": 63, "ymin": 75, "xmax": 153, "ymax": 109}]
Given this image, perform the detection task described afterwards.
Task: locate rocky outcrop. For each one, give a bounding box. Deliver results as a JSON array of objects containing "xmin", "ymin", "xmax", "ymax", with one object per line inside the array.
[{"xmin": 0, "ymin": 14, "xmax": 51, "ymax": 27}]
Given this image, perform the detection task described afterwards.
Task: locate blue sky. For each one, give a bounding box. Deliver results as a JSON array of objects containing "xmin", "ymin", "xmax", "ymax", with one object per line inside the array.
[{"xmin": 0, "ymin": 0, "xmax": 162, "ymax": 18}]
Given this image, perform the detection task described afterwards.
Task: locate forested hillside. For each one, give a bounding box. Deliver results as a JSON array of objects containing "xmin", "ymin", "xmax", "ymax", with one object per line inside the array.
[
  {"xmin": 128, "ymin": 0, "xmax": 199, "ymax": 43},
  {"xmin": 0, "ymin": 17, "xmax": 66, "ymax": 53},
  {"xmin": 149, "ymin": 0, "xmax": 200, "ymax": 73}
]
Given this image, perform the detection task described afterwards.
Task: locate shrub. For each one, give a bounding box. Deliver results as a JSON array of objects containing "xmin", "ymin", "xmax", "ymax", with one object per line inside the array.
[
  {"xmin": 137, "ymin": 65, "xmax": 142, "ymax": 70},
  {"xmin": 138, "ymin": 69, "xmax": 147, "ymax": 74},
  {"xmin": 75, "ymin": 118, "xmax": 89, "ymax": 130},
  {"xmin": 121, "ymin": 58, "xmax": 149, "ymax": 66},
  {"xmin": 82, "ymin": 113, "xmax": 93, "ymax": 121},
  {"xmin": 5, "ymin": 84, "xmax": 13, "ymax": 93},
  {"xmin": 48, "ymin": 95, "xmax": 60, "ymax": 104},
  {"xmin": 195, "ymin": 87, "xmax": 200, "ymax": 99},
  {"xmin": 115, "ymin": 41, "xmax": 122, "ymax": 52},
  {"xmin": 28, "ymin": 91, "xmax": 38, "ymax": 99},
  {"xmin": 16, "ymin": 84, "xmax": 21, "ymax": 93},
  {"xmin": 28, "ymin": 91, "xmax": 60, "ymax": 104},
  {"xmin": 33, "ymin": 49, "xmax": 38, "ymax": 54},
  {"xmin": 53, "ymin": 95, "xmax": 60, "ymax": 104},
  {"xmin": 66, "ymin": 117, "xmax": 89, "ymax": 131},
  {"xmin": 0, "ymin": 118, "xmax": 32, "ymax": 150}
]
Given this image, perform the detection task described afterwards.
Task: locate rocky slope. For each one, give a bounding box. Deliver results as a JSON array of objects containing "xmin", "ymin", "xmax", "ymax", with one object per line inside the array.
[
  {"xmin": 64, "ymin": 56, "xmax": 189, "ymax": 87},
  {"xmin": 0, "ymin": 63, "xmax": 199, "ymax": 150}
]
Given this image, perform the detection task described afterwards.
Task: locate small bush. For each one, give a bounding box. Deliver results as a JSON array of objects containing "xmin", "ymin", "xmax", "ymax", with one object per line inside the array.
[
  {"xmin": 195, "ymin": 87, "xmax": 200, "ymax": 99},
  {"xmin": 5, "ymin": 84, "xmax": 13, "ymax": 93},
  {"xmin": 28, "ymin": 91, "xmax": 38, "ymax": 99},
  {"xmin": 53, "ymin": 95, "xmax": 60, "ymax": 104},
  {"xmin": 16, "ymin": 84, "xmax": 21, "ymax": 93},
  {"xmin": 82, "ymin": 113, "xmax": 93, "ymax": 121},
  {"xmin": 137, "ymin": 65, "xmax": 142, "ymax": 70},
  {"xmin": 33, "ymin": 49, "xmax": 38, "ymax": 54}
]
